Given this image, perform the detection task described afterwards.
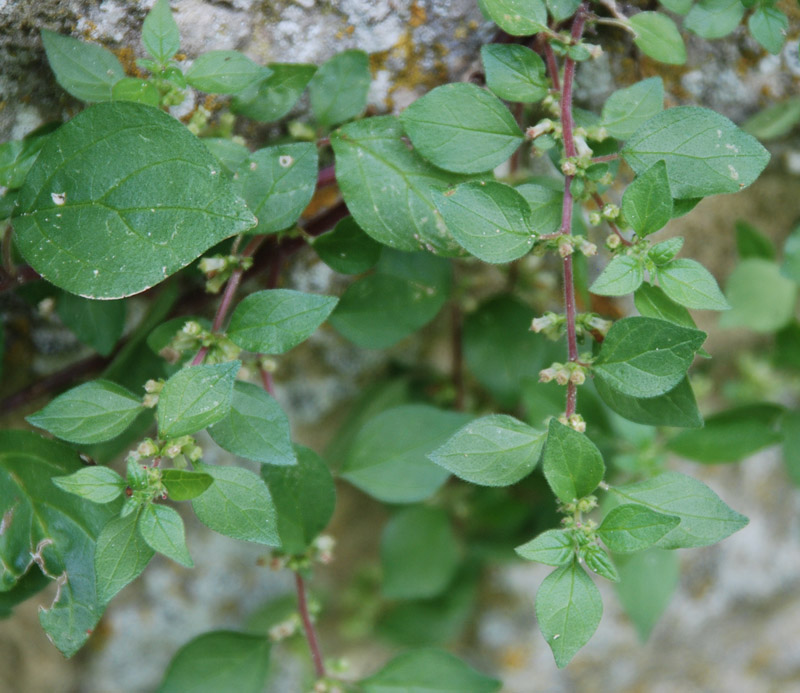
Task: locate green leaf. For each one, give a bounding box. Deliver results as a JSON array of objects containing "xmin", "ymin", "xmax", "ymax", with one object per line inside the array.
[
  {"xmin": 340, "ymin": 404, "xmax": 471, "ymax": 504},
  {"xmin": 137, "ymin": 503, "xmax": 192, "ymax": 567},
  {"xmin": 595, "ymin": 376, "xmax": 703, "ymax": 429},
  {"xmin": 227, "ymin": 289, "xmax": 337, "ymax": 354},
  {"xmin": 582, "ymin": 544, "xmax": 619, "ymax": 582},
  {"xmin": 57, "ymin": 292, "xmax": 125, "ymax": 356},
  {"xmin": 158, "ymin": 630, "xmax": 271, "ymax": 693},
  {"xmin": 157, "ymin": 361, "xmax": 240, "ymax": 438},
  {"xmin": 208, "ymin": 381, "xmax": 295, "ymax": 467},
  {"xmin": 192, "ymin": 462, "xmax": 279, "ymax": 546},
  {"xmin": 593, "ymin": 317, "xmax": 706, "ymax": 398},
  {"xmin": 749, "ymin": 7, "xmax": 788, "ymax": 55},
  {"xmin": 659, "ymin": 0, "xmax": 692, "ymax": 14},
  {"xmin": 535, "ymin": 560, "xmax": 603, "ymax": 668},
  {"xmin": 622, "ymin": 106, "xmax": 770, "ymax": 199},
  {"xmin": 600, "ymin": 77, "xmax": 664, "ymax": 140},
  {"xmin": 0, "ymin": 569, "xmax": 51, "ymax": 620},
  {"xmin": 481, "ymin": 44, "xmax": 548, "ymax": 103},
  {"xmin": 667, "ymin": 403, "xmax": 784, "ymax": 463},
  {"xmin": 329, "ymin": 249, "xmax": 451, "ymax": 349},
  {"xmin": 742, "ymin": 98, "xmax": 800, "ymax": 141},
  {"xmin": 781, "ymin": 410, "xmax": 800, "ymax": 486},
  {"xmin": 516, "ymin": 182, "xmax": 563, "ymax": 235},
  {"xmin": 0, "ymin": 432, "xmax": 119, "ymax": 655},
  {"xmin": 433, "ymin": 182, "xmax": 536, "ymax": 263},
  {"xmin": 621, "ymin": 161, "xmax": 673, "ymax": 237},
  {"xmin": 628, "ymin": 13, "xmax": 686, "ymax": 65},
  {"xmin": 429, "ymin": 414, "xmax": 545, "ymax": 486},
  {"xmin": 313, "ymin": 216, "xmax": 382, "ymax": 275},
  {"xmin": 685, "ymin": 0, "xmax": 745, "ymax": 39},
  {"xmin": 52, "ymin": 466, "xmax": 126, "ymax": 504},
  {"xmin": 15, "ymin": 102, "xmax": 256, "ymax": 298},
  {"xmin": 615, "ymin": 549, "xmax": 678, "ymax": 640},
  {"xmin": 598, "ymin": 504, "xmax": 680, "ymax": 553},
  {"xmin": 142, "ymin": 0, "xmax": 180, "ymax": 64},
  {"xmin": 480, "ymin": 0, "xmax": 548, "ymax": 36},
  {"xmin": 590, "ymin": 255, "xmax": 644, "ymax": 296},
  {"xmin": 160, "ymin": 469, "xmax": 213, "ymax": 501},
  {"xmin": 400, "ymin": 83, "xmax": 524, "ymax": 174},
  {"xmin": 237, "ymin": 142, "xmax": 318, "ymax": 235},
  {"xmin": 40, "ymin": 30, "xmax": 125, "ymax": 102},
  {"xmin": 609, "ymin": 471, "xmax": 748, "ymax": 548},
  {"xmin": 634, "ymin": 283, "xmax": 698, "ymax": 329},
  {"xmin": 782, "ymin": 225, "xmax": 800, "ymax": 284},
  {"xmin": 656, "ymin": 259, "xmax": 730, "ymax": 310},
  {"xmin": 0, "ymin": 125, "xmax": 56, "ymax": 190},
  {"xmin": 547, "ymin": 0, "xmax": 581, "ymax": 22},
  {"xmin": 330, "ymin": 116, "xmax": 470, "ymax": 254},
  {"xmin": 95, "ymin": 509, "xmax": 154, "ymax": 604},
  {"xmin": 308, "ymin": 49, "xmax": 370, "ymax": 127},
  {"xmin": 542, "ymin": 420, "xmax": 605, "ymax": 503},
  {"xmin": 735, "ymin": 220, "xmax": 775, "ymax": 260},
  {"xmin": 27, "ymin": 380, "xmax": 142, "ymax": 444},
  {"xmin": 671, "ymin": 197, "xmax": 701, "ymax": 218},
  {"xmin": 381, "ymin": 507, "xmax": 460, "ymax": 600},
  {"xmin": 648, "ymin": 237, "xmax": 684, "ymax": 265},
  {"xmin": 720, "ymin": 258, "xmax": 797, "ymax": 332},
  {"xmin": 361, "ymin": 649, "xmax": 500, "ymax": 693},
  {"xmin": 515, "ymin": 529, "xmax": 574, "ymax": 566},
  {"xmin": 111, "ymin": 78, "xmax": 161, "ymax": 107},
  {"xmin": 185, "ymin": 51, "xmax": 270, "ymax": 94},
  {"xmin": 203, "ymin": 138, "xmax": 250, "ymax": 173},
  {"xmin": 231, "ymin": 63, "xmax": 316, "ymax": 123},
  {"xmin": 260, "ymin": 446, "xmax": 335, "ymax": 555}
]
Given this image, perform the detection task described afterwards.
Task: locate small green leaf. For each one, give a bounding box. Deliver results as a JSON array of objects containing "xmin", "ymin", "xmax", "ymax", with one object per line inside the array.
[
  {"xmin": 260, "ymin": 446, "xmax": 335, "ymax": 555},
  {"xmin": 621, "ymin": 161, "xmax": 673, "ymax": 237},
  {"xmin": 590, "ymin": 255, "xmax": 644, "ymax": 296},
  {"xmin": 609, "ymin": 471, "xmax": 748, "ymax": 549},
  {"xmin": 142, "ymin": 0, "xmax": 180, "ymax": 64},
  {"xmin": 41, "ymin": 30, "xmax": 125, "ymax": 102},
  {"xmin": 648, "ymin": 237, "xmax": 684, "ymax": 266},
  {"xmin": 656, "ymin": 259, "xmax": 730, "ymax": 310},
  {"xmin": 433, "ymin": 182, "xmax": 536, "ymax": 263},
  {"xmin": 582, "ymin": 544, "xmax": 619, "ymax": 582},
  {"xmin": 481, "ymin": 44, "xmax": 548, "ymax": 103},
  {"xmin": 667, "ymin": 403, "xmax": 784, "ymax": 463},
  {"xmin": 743, "ymin": 98, "xmax": 800, "ymax": 141},
  {"xmin": 622, "ymin": 107, "xmax": 770, "ymax": 199},
  {"xmin": 157, "ymin": 361, "xmax": 240, "ymax": 438},
  {"xmin": 685, "ymin": 0, "xmax": 745, "ymax": 39},
  {"xmin": 313, "ymin": 216, "xmax": 382, "ymax": 275},
  {"xmin": 192, "ymin": 462, "xmax": 279, "ymax": 546},
  {"xmin": 515, "ymin": 529, "xmax": 574, "ymax": 566},
  {"xmin": 615, "ymin": 549, "xmax": 679, "ymax": 641},
  {"xmin": 547, "ymin": 0, "xmax": 581, "ymax": 22},
  {"xmin": 516, "ymin": 182, "xmax": 563, "ymax": 235},
  {"xmin": 186, "ymin": 51, "xmax": 270, "ymax": 94},
  {"xmin": 593, "ymin": 317, "xmax": 706, "ymax": 398},
  {"xmin": 658, "ymin": 0, "xmax": 692, "ymax": 14},
  {"xmin": 160, "ymin": 469, "xmax": 213, "ymax": 501},
  {"xmin": 361, "ymin": 649, "xmax": 500, "ymax": 693},
  {"xmin": 634, "ymin": 283, "xmax": 698, "ymax": 329},
  {"xmin": 95, "ymin": 510, "xmax": 154, "ymax": 604},
  {"xmin": 208, "ymin": 381, "xmax": 296, "ymax": 467},
  {"xmin": 428, "ymin": 414, "xmax": 545, "ymax": 486},
  {"xmin": 601, "ymin": 77, "xmax": 664, "ymax": 140},
  {"xmin": 57, "ymin": 292, "xmax": 125, "ymax": 356},
  {"xmin": 204, "ymin": 138, "xmax": 250, "ymax": 173},
  {"xmin": 381, "ymin": 506, "xmax": 460, "ymax": 600},
  {"xmin": 237, "ymin": 142, "xmax": 318, "ymax": 235},
  {"xmin": 782, "ymin": 225, "xmax": 800, "ymax": 284},
  {"xmin": 535, "ymin": 560, "xmax": 603, "ymax": 668},
  {"xmin": 0, "ymin": 126, "xmax": 55, "ymax": 190},
  {"xmin": 308, "ymin": 49, "xmax": 370, "ymax": 127},
  {"xmin": 111, "ymin": 78, "xmax": 161, "ymax": 106},
  {"xmin": 27, "ymin": 380, "xmax": 142, "ymax": 444},
  {"xmin": 480, "ymin": 0, "xmax": 548, "ymax": 36},
  {"xmin": 52, "ymin": 466, "xmax": 126, "ymax": 504},
  {"xmin": 735, "ymin": 220, "xmax": 775, "ymax": 260},
  {"xmin": 671, "ymin": 197, "xmax": 701, "ymax": 218},
  {"xmin": 340, "ymin": 404, "xmax": 471, "ymax": 504},
  {"xmin": 227, "ymin": 289, "xmax": 337, "ymax": 354},
  {"xmin": 400, "ymin": 83, "xmax": 524, "ymax": 174},
  {"xmin": 231, "ymin": 63, "xmax": 316, "ymax": 123},
  {"xmin": 542, "ymin": 420, "xmax": 605, "ymax": 503},
  {"xmin": 748, "ymin": 6, "xmax": 788, "ymax": 55},
  {"xmin": 595, "ymin": 376, "xmax": 703, "ymax": 429},
  {"xmin": 720, "ymin": 258, "xmax": 797, "ymax": 332},
  {"xmin": 598, "ymin": 504, "xmax": 680, "ymax": 553},
  {"xmin": 628, "ymin": 13, "xmax": 686, "ymax": 65},
  {"xmin": 137, "ymin": 504, "xmax": 192, "ymax": 567},
  {"xmin": 158, "ymin": 631, "xmax": 271, "ymax": 693}
]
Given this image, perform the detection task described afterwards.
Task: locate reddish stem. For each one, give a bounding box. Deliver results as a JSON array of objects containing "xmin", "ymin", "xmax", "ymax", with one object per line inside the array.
[
  {"xmin": 590, "ymin": 153, "xmax": 619, "ymax": 164},
  {"xmin": 317, "ymin": 165, "xmax": 336, "ymax": 188},
  {"xmin": 295, "ymin": 572, "xmax": 326, "ymax": 679},
  {"xmin": 543, "ymin": 41, "xmax": 561, "ymax": 92}
]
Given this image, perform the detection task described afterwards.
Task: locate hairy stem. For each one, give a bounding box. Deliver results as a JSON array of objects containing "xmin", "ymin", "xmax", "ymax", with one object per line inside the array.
[{"xmin": 295, "ymin": 571, "xmax": 326, "ymax": 679}]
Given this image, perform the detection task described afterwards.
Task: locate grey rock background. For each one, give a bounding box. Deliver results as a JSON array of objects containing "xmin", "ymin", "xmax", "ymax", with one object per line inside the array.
[{"xmin": 1, "ymin": 0, "xmax": 800, "ymax": 691}]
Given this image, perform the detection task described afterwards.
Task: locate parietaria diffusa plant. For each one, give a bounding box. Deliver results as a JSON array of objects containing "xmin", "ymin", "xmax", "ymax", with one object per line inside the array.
[{"xmin": 0, "ymin": 0, "xmax": 783, "ymax": 686}]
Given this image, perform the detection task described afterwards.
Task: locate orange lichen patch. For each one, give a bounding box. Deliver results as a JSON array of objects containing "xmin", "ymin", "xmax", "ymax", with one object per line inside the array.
[
  {"xmin": 301, "ymin": 185, "xmax": 340, "ymax": 220},
  {"xmin": 114, "ymin": 45, "xmax": 146, "ymax": 78},
  {"xmin": 409, "ymin": 1, "xmax": 427, "ymax": 28},
  {"xmin": 203, "ymin": 94, "xmax": 224, "ymax": 113}
]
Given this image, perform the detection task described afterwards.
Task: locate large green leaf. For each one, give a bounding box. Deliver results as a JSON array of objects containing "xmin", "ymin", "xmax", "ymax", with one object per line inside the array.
[
  {"xmin": 684, "ymin": 0, "xmax": 744, "ymax": 39},
  {"xmin": 185, "ymin": 51, "xmax": 270, "ymax": 95},
  {"xmin": 0, "ymin": 431, "xmax": 118, "ymax": 656},
  {"xmin": 56, "ymin": 292, "xmax": 126, "ymax": 356},
  {"xmin": 160, "ymin": 469, "xmax": 213, "ymax": 501},
  {"xmin": 400, "ymin": 83, "xmax": 524, "ymax": 174},
  {"xmin": 52, "ymin": 466, "xmax": 126, "ymax": 504},
  {"xmin": 138, "ymin": 504, "xmax": 193, "ymax": 567},
  {"xmin": 720, "ymin": 258, "xmax": 797, "ymax": 332},
  {"xmin": 94, "ymin": 509, "xmax": 154, "ymax": 605},
  {"xmin": 142, "ymin": 0, "xmax": 181, "ymax": 64},
  {"xmin": 622, "ymin": 107, "xmax": 770, "ymax": 199},
  {"xmin": 330, "ymin": 116, "xmax": 470, "ymax": 254},
  {"xmin": 480, "ymin": 44, "xmax": 548, "ymax": 103},
  {"xmin": 594, "ymin": 376, "xmax": 703, "ymax": 429},
  {"xmin": 340, "ymin": 404, "xmax": 471, "ymax": 503},
  {"xmin": 515, "ymin": 529, "xmax": 574, "ymax": 566},
  {"xmin": 621, "ymin": 160, "xmax": 673, "ymax": 237},
  {"xmin": 308, "ymin": 49, "xmax": 370, "ymax": 127},
  {"xmin": 615, "ymin": 549, "xmax": 679, "ymax": 641},
  {"xmin": 589, "ymin": 255, "xmax": 644, "ymax": 296},
  {"xmin": 628, "ymin": 13, "xmax": 686, "ymax": 65},
  {"xmin": 231, "ymin": 63, "xmax": 316, "ymax": 123},
  {"xmin": 542, "ymin": 420, "xmax": 605, "ymax": 503},
  {"xmin": 749, "ymin": 7, "xmax": 789, "ymax": 55},
  {"xmin": 656, "ymin": 259, "xmax": 730, "ymax": 310},
  {"xmin": 480, "ymin": 0, "xmax": 548, "ymax": 35},
  {"xmin": 312, "ymin": 216, "xmax": 382, "ymax": 275},
  {"xmin": 597, "ymin": 504, "xmax": 680, "ymax": 553},
  {"xmin": 14, "ymin": 102, "xmax": 255, "ymax": 298},
  {"xmin": 601, "ymin": 77, "xmax": 664, "ymax": 140}
]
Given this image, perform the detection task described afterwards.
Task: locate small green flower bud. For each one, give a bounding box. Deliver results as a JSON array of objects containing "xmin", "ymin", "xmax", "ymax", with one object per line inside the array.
[
  {"xmin": 539, "ymin": 366, "xmax": 559, "ymax": 383},
  {"xmin": 578, "ymin": 238, "xmax": 597, "ymax": 257},
  {"xmin": 606, "ymin": 234, "xmax": 622, "ymax": 250},
  {"xmin": 137, "ymin": 439, "xmax": 159, "ymax": 457},
  {"xmin": 569, "ymin": 368, "xmax": 586, "ymax": 385},
  {"xmin": 602, "ymin": 203, "xmax": 620, "ymax": 220},
  {"xmin": 142, "ymin": 393, "xmax": 159, "ymax": 408},
  {"xmin": 555, "ymin": 368, "xmax": 571, "ymax": 386},
  {"xmin": 144, "ymin": 379, "xmax": 163, "ymax": 394},
  {"xmin": 561, "ymin": 159, "xmax": 578, "ymax": 176},
  {"xmin": 568, "ymin": 414, "xmax": 586, "ymax": 432},
  {"xmin": 589, "ymin": 211, "xmax": 603, "ymax": 226},
  {"xmin": 558, "ymin": 236, "xmax": 574, "ymax": 258}
]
